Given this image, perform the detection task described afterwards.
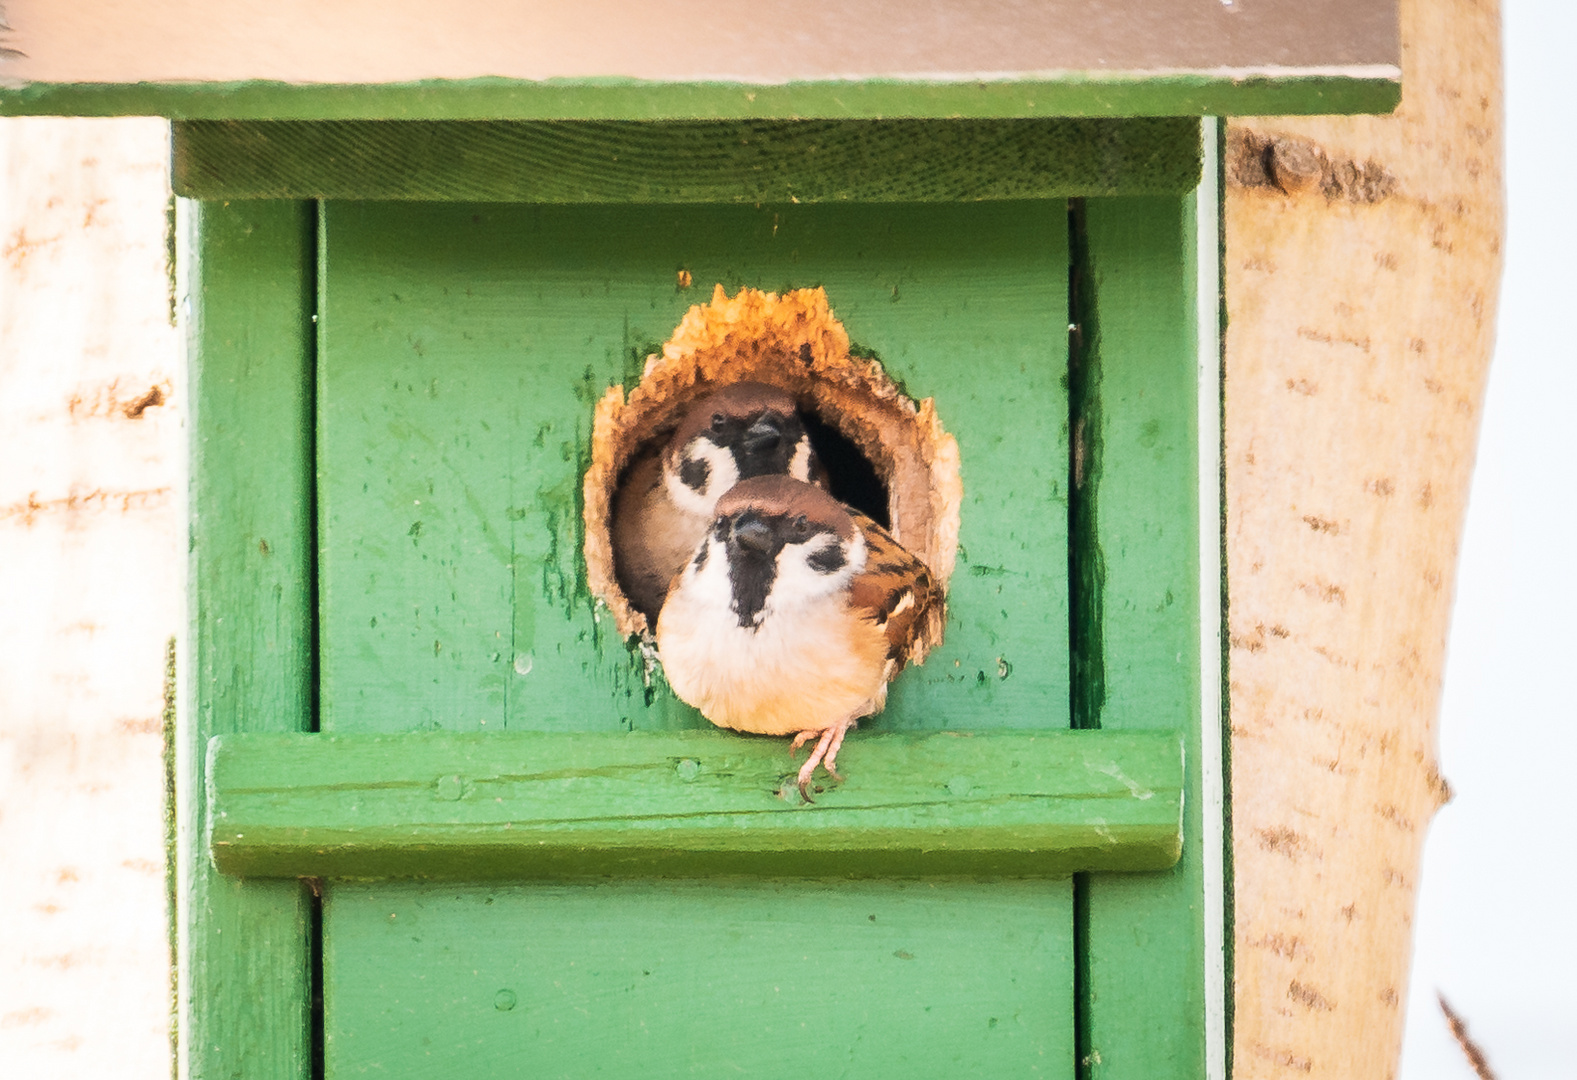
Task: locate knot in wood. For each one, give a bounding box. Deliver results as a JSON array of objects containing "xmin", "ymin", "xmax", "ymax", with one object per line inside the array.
[{"xmin": 1268, "ymin": 138, "xmax": 1325, "ymax": 196}]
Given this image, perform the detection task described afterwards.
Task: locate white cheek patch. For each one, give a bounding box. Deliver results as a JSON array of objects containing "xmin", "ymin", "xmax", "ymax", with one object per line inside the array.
[
  {"xmin": 683, "ymin": 535, "xmax": 736, "ymax": 610},
  {"xmin": 664, "ymin": 439, "xmax": 739, "ymax": 520},
  {"xmin": 788, "ymin": 437, "xmax": 813, "ymax": 481},
  {"xmin": 765, "ymin": 532, "xmax": 866, "ymax": 614}
]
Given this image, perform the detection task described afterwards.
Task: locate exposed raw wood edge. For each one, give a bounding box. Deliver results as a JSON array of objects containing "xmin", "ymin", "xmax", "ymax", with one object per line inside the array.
[
  {"xmin": 0, "ymin": 66, "xmax": 1403, "ymax": 89},
  {"xmin": 4, "ymin": 66, "xmax": 1402, "ymax": 90},
  {"xmin": 207, "ymin": 729, "xmax": 1185, "ymax": 879},
  {"xmin": 749, "ymin": 66, "xmax": 1403, "ymax": 83},
  {"xmin": 1106, "ymin": 65, "xmax": 1399, "ymax": 81},
  {"xmin": 1222, "ymin": 0, "xmax": 1503, "ymax": 1076},
  {"xmin": 584, "ymin": 285, "xmax": 960, "ymax": 650},
  {"xmin": 0, "ymin": 0, "xmax": 1398, "ymax": 88}
]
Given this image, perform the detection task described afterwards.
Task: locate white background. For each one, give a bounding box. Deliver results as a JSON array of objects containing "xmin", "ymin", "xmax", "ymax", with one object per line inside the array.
[{"xmin": 1397, "ymin": 2, "xmax": 1577, "ymax": 1076}]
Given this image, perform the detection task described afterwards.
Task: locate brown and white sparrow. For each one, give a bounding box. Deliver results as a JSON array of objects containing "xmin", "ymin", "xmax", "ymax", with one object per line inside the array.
[
  {"xmin": 655, "ymin": 475, "xmax": 939, "ymax": 800},
  {"xmin": 612, "ymin": 382, "xmax": 820, "ymax": 622}
]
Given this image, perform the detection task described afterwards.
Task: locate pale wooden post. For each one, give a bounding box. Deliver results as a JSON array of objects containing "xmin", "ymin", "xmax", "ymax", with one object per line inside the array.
[{"xmin": 1223, "ymin": 0, "xmax": 1504, "ymax": 1075}]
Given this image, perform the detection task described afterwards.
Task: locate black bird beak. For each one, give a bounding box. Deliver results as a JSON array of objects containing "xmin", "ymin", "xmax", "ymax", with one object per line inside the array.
[
  {"xmin": 730, "ymin": 516, "xmax": 777, "ymax": 556},
  {"xmin": 740, "ymin": 414, "xmax": 784, "ymax": 457}
]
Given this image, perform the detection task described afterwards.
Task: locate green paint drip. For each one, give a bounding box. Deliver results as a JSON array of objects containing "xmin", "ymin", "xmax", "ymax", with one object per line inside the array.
[{"xmin": 622, "ymin": 334, "xmax": 662, "ymax": 395}]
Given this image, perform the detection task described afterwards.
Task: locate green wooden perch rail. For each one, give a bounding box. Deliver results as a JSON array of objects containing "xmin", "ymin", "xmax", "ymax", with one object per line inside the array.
[{"xmin": 207, "ymin": 729, "xmax": 1184, "ymax": 879}]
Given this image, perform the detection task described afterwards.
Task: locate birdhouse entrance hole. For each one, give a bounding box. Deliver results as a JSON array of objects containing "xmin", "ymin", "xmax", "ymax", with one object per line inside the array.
[
  {"xmin": 799, "ymin": 411, "xmax": 890, "ymax": 528},
  {"xmin": 583, "ymin": 285, "xmax": 961, "ymax": 641}
]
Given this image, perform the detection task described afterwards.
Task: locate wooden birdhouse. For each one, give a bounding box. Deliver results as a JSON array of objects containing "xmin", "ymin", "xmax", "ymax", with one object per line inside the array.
[{"xmin": 0, "ymin": 3, "xmax": 1407, "ymax": 1077}]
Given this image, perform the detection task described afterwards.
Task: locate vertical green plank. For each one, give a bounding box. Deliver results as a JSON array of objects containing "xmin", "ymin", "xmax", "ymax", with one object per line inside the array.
[
  {"xmin": 315, "ymin": 203, "xmax": 525, "ymax": 732},
  {"xmin": 1080, "ymin": 195, "xmax": 1207, "ymax": 1079},
  {"xmin": 788, "ymin": 204, "xmax": 1070, "ymax": 731},
  {"xmin": 326, "ymin": 880, "xmax": 1072, "ymax": 1080},
  {"xmin": 178, "ymin": 199, "xmax": 314, "ymax": 1080},
  {"xmin": 315, "ymin": 202, "xmax": 1073, "ymax": 1078},
  {"xmin": 315, "ymin": 202, "xmax": 674, "ymax": 734},
  {"xmin": 316, "ymin": 202, "xmax": 1066, "ymax": 734}
]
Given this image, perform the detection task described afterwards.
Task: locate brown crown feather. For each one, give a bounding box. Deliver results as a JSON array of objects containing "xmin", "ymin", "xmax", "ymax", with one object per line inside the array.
[
  {"xmin": 664, "ymin": 381, "xmax": 802, "ymax": 460},
  {"xmin": 714, "ymin": 475, "xmax": 855, "ymax": 540}
]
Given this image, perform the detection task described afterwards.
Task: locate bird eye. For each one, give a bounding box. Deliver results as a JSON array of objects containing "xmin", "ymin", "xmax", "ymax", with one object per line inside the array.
[
  {"xmin": 792, "ymin": 514, "xmax": 810, "ymax": 537},
  {"xmin": 710, "ymin": 413, "xmax": 726, "ymax": 432}
]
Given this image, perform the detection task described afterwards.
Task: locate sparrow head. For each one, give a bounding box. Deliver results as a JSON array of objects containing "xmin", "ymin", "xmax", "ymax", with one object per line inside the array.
[
  {"xmin": 693, "ymin": 476, "xmax": 866, "ymax": 629},
  {"xmin": 661, "ymin": 382, "xmax": 817, "ymax": 518}
]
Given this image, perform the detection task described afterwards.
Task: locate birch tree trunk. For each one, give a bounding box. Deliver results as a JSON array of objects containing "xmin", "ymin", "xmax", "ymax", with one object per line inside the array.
[
  {"xmin": 1224, "ymin": 1, "xmax": 1504, "ymax": 1076},
  {"xmin": 0, "ymin": 117, "xmax": 179, "ymax": 1075}
]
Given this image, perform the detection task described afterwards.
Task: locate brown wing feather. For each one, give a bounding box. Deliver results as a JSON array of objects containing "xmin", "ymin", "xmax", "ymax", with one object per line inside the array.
[{"xmin": 846, "ymin": 512, "xmax": 941, "ymax": 667}]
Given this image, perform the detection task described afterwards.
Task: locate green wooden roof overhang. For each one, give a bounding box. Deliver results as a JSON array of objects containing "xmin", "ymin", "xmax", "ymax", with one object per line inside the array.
[
  {"xmin": 1, "ymin": 1, "xmax": 1398, "ymax": 200},
  {"xmin": 1, "ymin": 70, "xmax": 1398, "ymax": 122},
  {"xmin": 1, "ymin": 1, "xmax": 1400, "ymax": 124}
]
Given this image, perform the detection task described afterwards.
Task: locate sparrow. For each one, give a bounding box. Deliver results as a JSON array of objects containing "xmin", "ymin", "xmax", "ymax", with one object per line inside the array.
[
  {"xmin": 655, "ymin": 475, "xmax": 939, "ymax": 800},
  {"xmin": 612, "ymin": 382, "xmax": 820, "ymax": 622}
]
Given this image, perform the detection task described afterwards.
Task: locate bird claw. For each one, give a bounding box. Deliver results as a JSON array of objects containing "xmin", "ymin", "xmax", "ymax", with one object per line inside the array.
[{"xmin": 792, "ymin": 722, "xmax": 853, "ymax": 803}]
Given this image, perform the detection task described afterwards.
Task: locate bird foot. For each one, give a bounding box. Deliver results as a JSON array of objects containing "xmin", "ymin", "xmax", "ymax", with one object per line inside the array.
[{"xmin": 790, "ymin": 721, "xmax": 855, "ymax": 802}]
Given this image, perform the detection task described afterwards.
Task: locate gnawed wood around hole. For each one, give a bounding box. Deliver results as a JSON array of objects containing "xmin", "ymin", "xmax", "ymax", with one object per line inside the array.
[{"xmin": 583, "ymin": 285, "xmax": 960, "ymax": 647}]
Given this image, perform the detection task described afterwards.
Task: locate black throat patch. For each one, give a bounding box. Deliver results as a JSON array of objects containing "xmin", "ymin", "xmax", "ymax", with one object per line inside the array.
[
  {"xmin": 726, "ymin": 516, "xmax": 781, "ymax": 628},
  {"xmin": 728, "ymin": 549, "xmax": 777, "ymax": 628}
]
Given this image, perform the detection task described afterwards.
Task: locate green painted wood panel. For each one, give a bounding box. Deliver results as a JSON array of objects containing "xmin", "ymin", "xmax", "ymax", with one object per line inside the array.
[
  {"xmin": 170, "ymin": 119, "xmax": 1201, "ymax": 202},
  {"xmin": 314, "ymin": 200, "xmax": 1076, "ymax": 1077},
  {"xmin": 324, "ymin": 879, "xmax": 1073, "ymax": 1080},
  {"xmin": 1076, "ymin": 197, "xmax": 1208, "ymax": 1079},
  {"xmin": 208, "ymin": 730, "xmax": 1184, "ymax": 879},
  {"xmin": 315, "ymin": 201, "xmax": 1069, "ymax": 734},
  {"xmin": 180, "ymin": 199, "xmax": 316, "ymax": 1080},
  {"xmin": 178, "ymin": 192, "xmax": 1218, "ymax": 1075},
  {"xmin": 0, "ymin": 74, "xmax": 1399, "ymax": 121}
]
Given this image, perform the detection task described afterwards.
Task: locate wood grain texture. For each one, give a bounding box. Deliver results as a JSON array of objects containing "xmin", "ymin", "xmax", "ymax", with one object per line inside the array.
[
  {"xmin": 1222, "ymin": 0, "xmax": 1503, "ymax": 1076},
  {"xmin": 170, "ymin": 119, "xmax": 1203, "ymax": 202},
  {"xmin": 179, "ymin": 199, "xmax": 315, "ymax": 1080},
  {"xmin": 0, "ymin": 0, "xmax": 1398, "ymax": 86},
  {"xmin": 208, "ymin": 730, "xmax": 1185, "ymax": 878},
  {"xmin": 0, "ymin": 116, "xmax": 178, "ymax": 1079}
]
